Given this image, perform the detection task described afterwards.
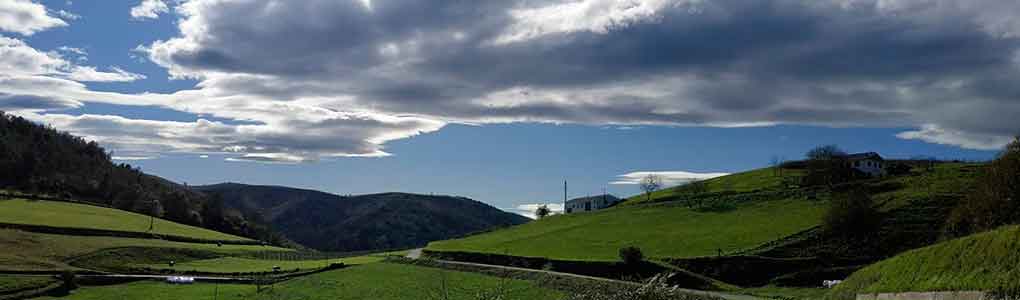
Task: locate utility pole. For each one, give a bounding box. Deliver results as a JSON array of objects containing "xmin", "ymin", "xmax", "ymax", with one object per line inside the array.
[{"xmin": 563, "ymin": 180, "xmax": 568, "ymax": 208}]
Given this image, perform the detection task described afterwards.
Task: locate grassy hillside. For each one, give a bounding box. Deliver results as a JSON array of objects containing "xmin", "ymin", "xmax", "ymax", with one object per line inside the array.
[
  {"xmin": 0, "ymin": 199, "xmax": 248, "ymax": 241},
  {"xmin": 626, "ymin": 168, "xmax": 805, "ymax": 205},
  {"xmin": 429, "ymin": 198, "xmax": 826, "ymax": 261},
  {"xmin": 40, "ymin": 263, "xmax": 565, "ymax": 300},
  {"xmin": 0, "ymin": 229, "xmax": 285, "ymax": 271},
  {"xmin": 430, "ymin": 163, "xmax": 980, "ymax": 265},
  {"xmin": 828, "ymin": 225, "xmax": 1020, "ymax": 299}
]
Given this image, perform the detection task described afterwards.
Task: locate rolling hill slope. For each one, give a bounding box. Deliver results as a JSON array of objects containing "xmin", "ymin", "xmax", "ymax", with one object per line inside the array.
[
  {"xmin": 829, "ymin": 225, "xmax": 1020, "ymax": 300},
  {"xmin": 197, "ymin": 183, "xmax": 531, "ymax": 252},
  {"xmin": 0, "ymin": 198, "xmax": 248, "ymax": 241},
  {"xmin": 427, "ymin": 163, "xmax": 980, "ymax": 265}
]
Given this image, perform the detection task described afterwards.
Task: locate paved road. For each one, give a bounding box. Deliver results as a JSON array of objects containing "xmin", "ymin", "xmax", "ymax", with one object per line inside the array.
[{"xmin": 404, "ymin": 249, "xmax": 760, "ymax": 300}]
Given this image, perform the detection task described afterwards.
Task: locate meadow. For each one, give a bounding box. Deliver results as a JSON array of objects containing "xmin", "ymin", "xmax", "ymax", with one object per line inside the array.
[
  {"xmin": 38, "ymin": 263, "xmax": 566, "ymax": 300},
  {"xmin": 0, "ymin": 199, "xmax": 248, "ymax": 241},
  {"xmin": 428, "ymin": 198, "xmax": 826, "ymax": 261}
]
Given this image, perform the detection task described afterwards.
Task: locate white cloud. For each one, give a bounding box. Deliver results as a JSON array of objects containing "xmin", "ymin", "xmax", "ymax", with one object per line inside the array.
[
  {"xmin": 510, "ymin": 203, "xmax": 565, "ymax": 219},
  {"xmin": 130, "ymin": 0, "xmax": 169, "ymax": 20},
  {"xmin": 0, "ymin": 36, "xmax": 145, "ymax": 82},
  {"xmin": 896, "ymin": 124, "xmax": 1015, "ymax": 151},
  {"xmin": 56, "ymin": 10, "xmax": 80, "ymax": 21},
  {"xmin": 495, "ymin": 0, "xmax": 701, "ymax": 44},
  {"xmin": 66, "ymin": 66, "xmax": 146, "ymax": 82},
  {"xmin": 611, "ymin": 171, "xmax": 729, "ymax": 186},
  {"xmin": 0, "ymin": 0, "xmax": 67, "ymax": 35}
]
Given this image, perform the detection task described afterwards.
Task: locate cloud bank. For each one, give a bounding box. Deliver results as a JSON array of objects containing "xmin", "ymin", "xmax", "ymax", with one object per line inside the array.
[{"xmin": 3, "ymin": 0, "xmax": 1020, "ymax": 162}]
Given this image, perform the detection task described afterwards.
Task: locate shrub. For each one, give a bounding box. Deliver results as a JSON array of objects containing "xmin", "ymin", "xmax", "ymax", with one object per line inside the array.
[
  {"xmin": 823, "ymin": 190, "xmax": 881, "ymax": 237},
  {"xmin": 945, "ymin": 136, "xmax": 1020, "ymax": 237},
  {"xmin": 619, "ymin": 246, "xmax": 644, "ymax": 265}
]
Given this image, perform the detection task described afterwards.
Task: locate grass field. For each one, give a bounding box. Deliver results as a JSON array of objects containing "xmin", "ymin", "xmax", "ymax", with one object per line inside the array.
[
  {"xmin": 40, "ymin": 263, "xmax": 565, "ymax": 300},
  {"xmin": 0, "ymin": 199, "xmax": 248, "ymax": 241},
  {"xmin": 829, "ymin": 225, "xmax": 1020, "ymax": 299},
  {"xmin": 36, "ymin": 281, "xmax": 255, "ymax": 300},
  {"xmin": 0, "ymin": 276, "xmax": 57, "ymax": 295},
  {"xmin": 0, "ymin": 229, "xmax": 287, "ymax": 271},
  {"xmin": 428, "ymin": 198, "xmax": 826, "ymax": 261},
  {"xmin": 138, "ymin": 255, "xmax": 385, "ymax": 273}
]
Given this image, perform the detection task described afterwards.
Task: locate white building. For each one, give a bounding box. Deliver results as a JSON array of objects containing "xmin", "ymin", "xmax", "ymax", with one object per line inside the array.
[
  {"xmin": 564, "ymin": 194, "xmax": 620, "ymax": 214},
  {"xmin": 843, "ymin": 152, "xmax": 886, "ymax": 177}
]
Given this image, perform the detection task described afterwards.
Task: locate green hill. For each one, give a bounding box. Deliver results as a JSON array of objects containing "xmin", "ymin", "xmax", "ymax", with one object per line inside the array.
[
  {"xmin": 428, "ymin": 198, "xmax": 826, "ymax": 261},
  {"xmin": 0, "ymin": 112, "xmax": 276, "ymax": 242},
  {"xmin": 828, "ymin": 225, "xmax": 1020, "ymax": 299},
  {"xmin": 428, "ymin": 163, "xmax": 980, "ymax": 267},
  {"xmin": 0, "ymin": 199, "xmax": 248, "ymax": 241}
]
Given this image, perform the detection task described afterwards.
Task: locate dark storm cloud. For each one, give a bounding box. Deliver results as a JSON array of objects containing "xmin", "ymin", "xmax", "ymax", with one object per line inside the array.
[{"xmin": 139, "ymin": 0, "xmax": 1020, "ymax": 151}]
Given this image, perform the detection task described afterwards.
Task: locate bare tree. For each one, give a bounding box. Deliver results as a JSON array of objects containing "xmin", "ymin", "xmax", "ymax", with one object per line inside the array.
[
  {"xmin": 639, "ymin": 174, "xmax": 663, "ymax": 202},
  {"xmin": 806, "ymin": 144, "xmax": 846, "ymax": 160}
]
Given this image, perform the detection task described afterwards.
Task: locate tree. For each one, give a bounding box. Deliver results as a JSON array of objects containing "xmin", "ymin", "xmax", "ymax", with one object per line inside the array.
[
  {"xmin": 639, "ymin": 174, "xmax": 663, "ymax": 202},
  {"xmin": 535, "ymin": 204, "xmax": 551, "ymax": 219},
  {"xmin": 823, "ymin": 190, "xmax": 881, "ymax": 238},
  {"xmin": 619, "ymin": 246, "xmax": 644, "ymax": 265},
  {"xmin": 684, "ymin": 180, "xmax": 708, "ymax": 208},
  {"xmin": 806, "ymin": 144, "xmax": 847, "ymax": 160},
  {"xmin": 804, "ymin": 145, "xmax": 853, "ymax": 188},
  {"xmin": 946, "ymin": 136, "xmax": 1020, "ymax": 237}
]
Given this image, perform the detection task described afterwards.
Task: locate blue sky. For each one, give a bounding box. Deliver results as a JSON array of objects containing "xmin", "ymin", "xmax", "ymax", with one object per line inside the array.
[{"xmin": 0, "ymin": 0, "xmax": 1014, "ymax": 216}]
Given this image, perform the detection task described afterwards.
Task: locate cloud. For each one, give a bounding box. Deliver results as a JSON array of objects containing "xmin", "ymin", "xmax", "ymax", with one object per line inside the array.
[
  {"xmin": 6, "ymin": 0, "xmax": 1020, "ymax": 164},
  {"xmin": 510, "ymin": 203, "xmax": 565, "ymax": 219},
  {"xmin": 66, "ymin": 66, "xmax": 146, "ymax": 82},
  {"xmin": 56, "ymin": 10, "xmax": 80, "ymax": 21},
  {"xmin": 128, "ymin": 0, "xmax": 1020, "ymax": 152},
  {"xmin": 0, "ymin": 36, "xmax": 145, "ymax": 82},
  {"xmin": 896, "ymin": 124, "xmax": 1016, "ymax": 151},
  {"xmin": 611, "ymin": 171, "xmax": 729, "ymax": 186},
  {"xmin": 0, "ymin": 0, "xmax": 67, "ymax": 35},
  {"xmin": 130, "ymin": 0, "xmax": 169, "ymax": 20}
]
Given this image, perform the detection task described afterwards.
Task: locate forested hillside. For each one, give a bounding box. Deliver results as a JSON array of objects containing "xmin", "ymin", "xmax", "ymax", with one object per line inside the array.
[
  {"xmin": 0, "ymin": 111, "xmax": 280, "ymax": 244},
  {"xmin": 198, "ymin": 183, "xmax": 531, "ymax": 252}
]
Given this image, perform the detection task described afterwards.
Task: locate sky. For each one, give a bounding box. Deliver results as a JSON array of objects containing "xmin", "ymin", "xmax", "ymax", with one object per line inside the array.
[{"xmin": 0, "ymin": 0, "xmax": 1015, "ymax": 217}]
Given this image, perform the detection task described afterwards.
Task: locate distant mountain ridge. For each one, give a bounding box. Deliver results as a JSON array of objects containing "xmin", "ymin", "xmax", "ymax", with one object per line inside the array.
[{"xmin": 196, "ymin": 183, "xmax": 530, "ymax": 252}]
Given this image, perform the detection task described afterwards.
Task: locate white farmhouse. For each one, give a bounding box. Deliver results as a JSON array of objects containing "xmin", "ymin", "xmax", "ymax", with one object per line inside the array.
[
  {"xmin": 564, "ymin": 194, "xmax": 620, "ymax": 214},
  {"xmin": 843, "ymin": 152, "xmax": 886, "ymax": 177}
]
